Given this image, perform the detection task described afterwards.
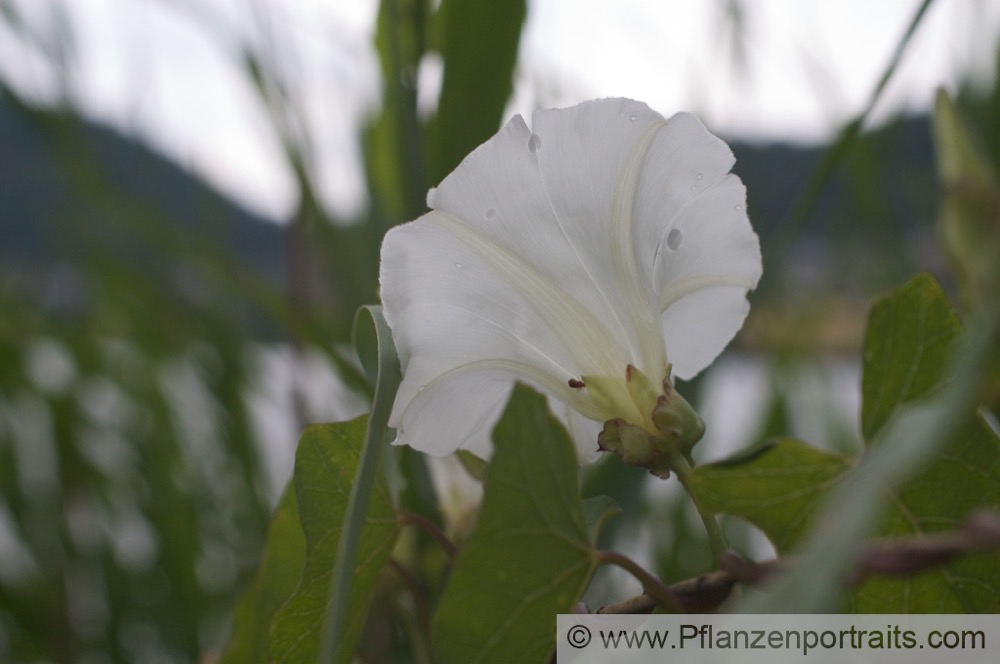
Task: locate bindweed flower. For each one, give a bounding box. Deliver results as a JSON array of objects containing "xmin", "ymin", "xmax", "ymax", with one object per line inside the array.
[{"xmin": 379, "ymin": 98, "xmax": 761, "ymax": 477}]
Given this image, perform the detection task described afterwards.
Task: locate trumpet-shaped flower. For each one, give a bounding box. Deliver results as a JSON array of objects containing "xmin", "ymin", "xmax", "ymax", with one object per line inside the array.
[{"xmin": 379, "ymin": 98, "xmax": 761, "ymax": 471}]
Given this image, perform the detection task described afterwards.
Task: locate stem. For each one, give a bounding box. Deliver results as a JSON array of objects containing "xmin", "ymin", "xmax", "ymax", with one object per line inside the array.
[
  {"xmin": 388, "ymin": 560, "xmax": 433, "ymax": 664},
  {"xmin": 388, "ymin": 558, "xmax": 432, "ymax": 634},
  {"xmin": 319, "ymin": 307, "xmax": 402, "ymax": 664},
  {"xmin": 763, "ymin": 0, "xmax": 935, "ymax": 281},
  {"xmin": 597, "ymin": 512, "xmax": 1000, "ymax": 614},
  {"xmin": 597, "ymin": 593, "xmax": 658, "ymax": 615},
  {"xmin": 667, "ymin": 450, "xmax": 728, "ymax": 566},
  {"xmin": 594, "ymin": 550, "xmax": 683, "ymax": 613},
  {"xmin": 397, "ymin": 511, "xmax": 458, "ymax": 561}
]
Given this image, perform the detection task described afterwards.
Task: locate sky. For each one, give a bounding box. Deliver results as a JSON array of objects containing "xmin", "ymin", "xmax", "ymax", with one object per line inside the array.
[{"xmin": 2, "ymin": 0, "xmax": 999, "ymax": 223}]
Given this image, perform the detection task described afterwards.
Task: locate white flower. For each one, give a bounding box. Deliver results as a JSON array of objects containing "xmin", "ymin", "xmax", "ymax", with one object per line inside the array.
[{"xmin": 379, "ymin": 98, "xmax": 761, "ymax": 465}]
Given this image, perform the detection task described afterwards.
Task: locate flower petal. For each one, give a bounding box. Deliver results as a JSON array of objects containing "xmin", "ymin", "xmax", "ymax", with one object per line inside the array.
[
  {"xmin": 632, "ymin": 114, "xmax": 762, "ymax": 379},
  {"xmin": 548, "ymin": 397, "xmax": 605, "ymax": 463},
  {"xmin": 390, "ymin": 367, "xmax": 513, "ymax": 457},
  {"xmin": 381, "ymin": 209, "xmax": 606, "ymax": 455},
  {"xmin": 431, "ymin": 98, "xmax": 675, "ymax": 378},
  {"xmin": 527, "ymin": 99, "xmax": 671, "ymax": 375},
  {"xmin": 383, "ymin": 103, "xmax": 669, "ymax": 455},
  {"xmin": 380, "ymin": 98, "xmax": 761, "ymax": 458},
  {"xmin": 660, "ymin": 286, "xmax": 752, "ymax": 380}
]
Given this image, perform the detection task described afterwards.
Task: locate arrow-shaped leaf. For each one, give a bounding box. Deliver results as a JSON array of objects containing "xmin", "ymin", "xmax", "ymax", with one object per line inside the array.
[{"xmin": 431, "ymin": 385, "xmax": 599, "ymax": 662}]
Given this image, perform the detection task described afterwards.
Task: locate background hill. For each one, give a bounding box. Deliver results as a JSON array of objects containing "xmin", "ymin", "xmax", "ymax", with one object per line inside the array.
[{"xmin": 2, "ymin": 92, "xmax": 944, "ymax": 309}]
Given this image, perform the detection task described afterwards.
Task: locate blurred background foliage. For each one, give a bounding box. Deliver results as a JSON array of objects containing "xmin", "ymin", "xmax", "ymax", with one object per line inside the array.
[{"xmin": 1, "ymin": 0, "xmax": 999, "ymax": 661}]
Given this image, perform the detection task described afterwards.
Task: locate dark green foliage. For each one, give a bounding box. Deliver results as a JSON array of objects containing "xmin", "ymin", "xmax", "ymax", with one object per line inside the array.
[
  {"xmin": 692, "ymin": 274, "xmax": 1000, "ymax": 612},
  {"xmin": 269, "ymin": 419, "xmax": 398, "ymax": 664},
  {"xmin": 861, "ymin": 273, "xmax": 964, "ymax": 441},
  {"xmin": 219, "ymin": 486, "xmax": 305, "ymax": 664},
  {"xmin": 431, "ymin": 385, "xmax": 598, "ymax": 663},
  {"xmin": 427, "ymin": 0, "xmax": 527, "ymax": 183}
]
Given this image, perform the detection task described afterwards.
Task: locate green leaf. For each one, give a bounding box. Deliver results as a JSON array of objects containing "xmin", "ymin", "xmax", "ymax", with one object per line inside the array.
[
  {"xmin": 854, "ymin": 274, "xmax": 1000, "ymax": 611},
  {"xmin": 693, "ymin": 428, "xmax": 1000, "ymax": 612},
  {"xmin": 689, "ymin": 439, "xmax": 852, "ymax": 553},
  {"xmin": 366, "ymin": 0, "xmax": 430, "ymax": 221},
  {"xmin": 582, "ymin": 495, "xmax": 621, "ymax": 546},
  {"xmin": 432, "ymin": 385, "xmax": 596, "ymax": 663},
  {"xmin": 851, "ymin": 413, "xmax": 1000, "ymax": 612},
  {"xmin": 730, "ymin": 275, "xmax": 1000, "ymax": 613},
  {"xmin": 427, "ymin": 0, "xmax": 527, "ymax": 182},
  {"xmin": 269, "ymin": 418, "xmax": 398, "ymax": 664},
  {"xmin": 861, "ymin": 273, "xmax": 963, "ymax": 442},
  {"xmin": 580, "ymin": 456, "xmax": 650, "ymax": 551},
  {"xmin": 455, "ymin": 449, "xmax": 488, "ymax": 482},
  {"xmin": 219, "ymin": 485, "xmax": 305, "ymax": 664}
]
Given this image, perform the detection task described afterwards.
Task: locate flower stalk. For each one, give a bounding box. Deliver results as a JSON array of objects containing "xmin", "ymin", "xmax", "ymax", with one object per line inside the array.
[
  {"xmin": 666, "ymin": 450, "xmax": 729, "ymax": 567},
  {"xmin": 589, "ymin": 362, "xmax": 727, "ymax": 563}
]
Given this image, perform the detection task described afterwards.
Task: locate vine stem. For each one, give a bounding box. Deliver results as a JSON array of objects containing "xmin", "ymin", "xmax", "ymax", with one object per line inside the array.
[
  {"xmin": 397, "ymin": 511, "xmax": 458, "ymax": 561},
  {"xmin": 593, "ymin": 550, "xmax": 683, "ymax": 614},
  {"xmin": 666, "ymin": 450, "xmax": 728, "ymax": 567}
]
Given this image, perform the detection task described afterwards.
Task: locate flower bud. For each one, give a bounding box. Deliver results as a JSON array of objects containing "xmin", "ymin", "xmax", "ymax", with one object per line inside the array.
[{"xmin": 594, "ymin": 364, "xmax": 704, "ymax": 478}]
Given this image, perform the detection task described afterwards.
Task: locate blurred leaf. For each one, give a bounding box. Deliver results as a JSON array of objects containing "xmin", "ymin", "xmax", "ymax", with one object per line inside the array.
[
  {"xmin": 366, "ymin": 0, "xmax": 430, "ymax": 221},
  {"xmin": 395, "ymin": 445, "xmax": 444, "ymax": 529},
  {"xmin": 861, "ymin": 272, "xmax": 963, "ymax": 441},
  {"xmin": 455, "ymin": 448, "xmax": 488, "ymax": 482},
  {"xmin": 752, "ymin": 388, "xmax": 793, "ymax": 444},
  {"xmin": 219, "ymin": 485, "xmax": 305, "ymax": 664},
  {"xmin": 762, "ymin": 0, "xmax": 934, "ymax": 278},
  {"xmin": 856, "ymin": 274, "xmax": 1000, "ymax": 610},
  {"xmin": 689, "ymin": 439, "xmax": 852, "ymax": 553},
  {"xmin": 580, "ymin": 455, "xmax": 649, "ymax": 551},
  {"xmin": 432, "ymin": 385, "xmax": 596, "ymax": 662},
  {"xmin": 582, "ymin": 495, "xmax": 621, "ymax": 545},
  {"xmin": 269, "ymin": 418, "xmax": 398, "ymax": 664},
  {"xmin": 731, "ymin": 275, "xmax": 1000, "ymax": 612},
  {"xmin": 427, "ymin": 0, "xmax": 527, "ymax": 183},
  {"xmin": 933, "ymin": 90, "xmax": 1000, "ymax": 311},
  {"xmin": 692, "ymin": 430, "xmax": 1000, "ymax": 612},
  {"xmin": 851, "ymin": 413, "xmax": 1000, "ymax": 611}
]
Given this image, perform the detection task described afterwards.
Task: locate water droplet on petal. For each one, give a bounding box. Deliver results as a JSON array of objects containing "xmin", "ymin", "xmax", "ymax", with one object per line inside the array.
[
  {"xmin": 690, "ymin": 185, "xmax": 698, "ymax": 191},
  {"xmin": 735, "ymin": 204, "xmax": 743, "ymax": 212},
  {"xmin": 629, "ymin": 115, "xmax": 637, "ymax": 122},
  {"xmin": 696, "ymin": 173, "xmax": 703, "ymax": 180},
  {"xmin": 485, "ymin": 208, "xmax": 497, "ymax": 219},
  {"xmin": 667, "ymin": 228, "xmax": 683, "ymax": 251},
  {"xmin": 454, "ymin": 262, "xmax": 463, "ymax": 269},
  {"xmin": 527, "ymin": 134, "xmax": 542, "ymax": 153}
]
